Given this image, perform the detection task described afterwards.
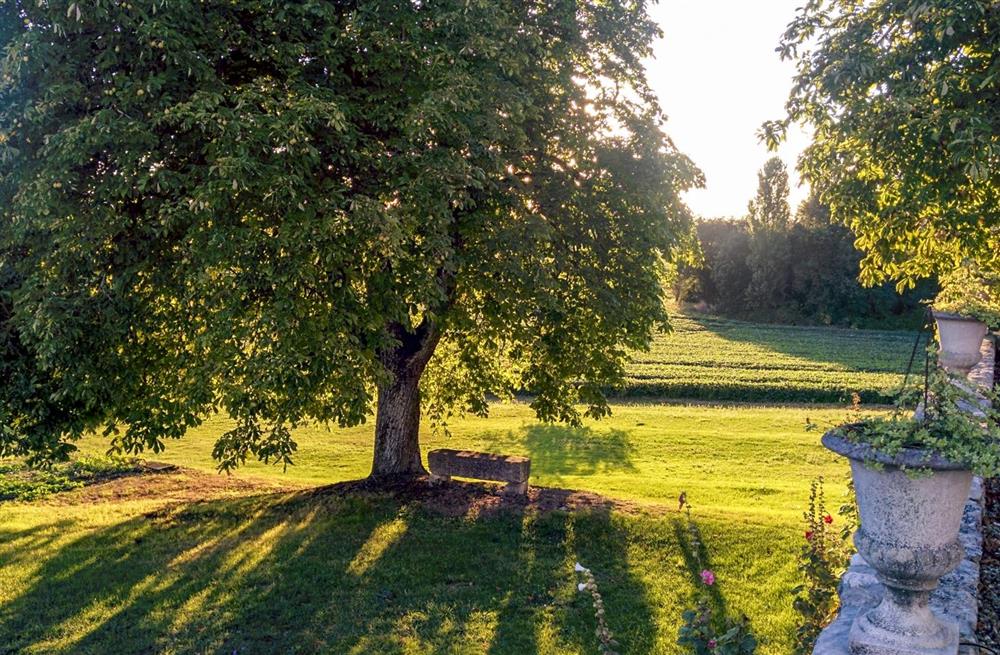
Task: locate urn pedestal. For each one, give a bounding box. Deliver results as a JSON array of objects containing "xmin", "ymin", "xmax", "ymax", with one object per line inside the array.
[{"xmin": 823, "ymin": 432, "xmax": 973, "ymax": 655}]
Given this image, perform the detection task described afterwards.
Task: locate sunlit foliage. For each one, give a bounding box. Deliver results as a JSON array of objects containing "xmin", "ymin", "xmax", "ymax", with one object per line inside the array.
[
  {"xmin": 764, "ymin": 0, "xmax": 1000, "ymax": 287},
  {"xmin": 0, "ymin": 0, "xmax": 700, "ymax": 469}
]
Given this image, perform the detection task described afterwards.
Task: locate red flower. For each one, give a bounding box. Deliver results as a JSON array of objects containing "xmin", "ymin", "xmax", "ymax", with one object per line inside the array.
[
  {"xmin": 824, "ymin": 514, "xmax": 834, "ymax": 524},
  {"xmin": 805, "ymin": 530, "xmax": 814, "ymax": 541}
]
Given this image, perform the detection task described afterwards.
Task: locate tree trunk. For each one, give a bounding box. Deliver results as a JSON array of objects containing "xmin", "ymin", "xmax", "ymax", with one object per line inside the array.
[
  {"xmin": 371, "ymin": 366, "xmax": 425, "ymax": 478},
  {"xmin": 369, "ymin": 321, "xmax": 440, "ymax": 480}
]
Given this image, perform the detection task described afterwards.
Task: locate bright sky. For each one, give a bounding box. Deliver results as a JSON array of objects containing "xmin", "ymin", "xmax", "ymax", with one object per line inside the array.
[{"xmin": 646, "ymin": 0, "xmax": 812, "ymax": 219}]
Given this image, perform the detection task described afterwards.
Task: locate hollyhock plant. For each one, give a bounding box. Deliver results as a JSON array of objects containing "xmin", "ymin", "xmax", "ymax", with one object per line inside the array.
[
  {"xmin": 792, "ymin": 477, "xmax": 853, "ymax": 655},
  {"xmin": 700, "ymin": 569, "xmax": 716, "ymax": 586},
  {"xmin": 573, "ymin": 563, "xmax": 620, "ymax": 654}
]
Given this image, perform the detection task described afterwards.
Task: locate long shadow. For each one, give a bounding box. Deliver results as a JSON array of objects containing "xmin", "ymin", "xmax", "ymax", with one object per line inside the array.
[
  {"xmin": 0, "ymin": 492, "xmax": 305, "ymax": 655},
  {"xmin": 672, "ymin": 515, "xmax": 728, "ymax": 620},
  {"xmin": 684, "ymin": 313, "xmax": 919, "ymax": 375},
  {"xmin": 0, "ymin": 482, "xmax": 656, "ymax": 654},
  {"xmin": 0, "ymin": 519, "xmax": 80, "ymax": 574},
  {"xmin": 671, "ymin": 513, "xmax": 758, "ymax": 648},
  {"xmin": 482, "ymin": 504, "xmax": 656, "ymax": 655},
  {"xmin": 564, "ymin": 511, "xmax": 659, "ymax": 654}
]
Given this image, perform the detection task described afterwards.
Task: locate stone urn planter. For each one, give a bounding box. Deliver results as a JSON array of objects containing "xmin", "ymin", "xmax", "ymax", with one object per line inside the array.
[
  {"xmin": 823, "ymin": 430, "xmax": 972, "ymax": 655},
  {"xmin": 933, "ymin": 310, "xmax": 987, "ymax": 375}
]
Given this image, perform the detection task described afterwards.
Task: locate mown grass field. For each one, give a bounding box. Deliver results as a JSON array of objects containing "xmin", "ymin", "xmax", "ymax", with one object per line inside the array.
[
  {"xmin": 2, "ymin": 404, "xmax": 856, "ymax": 655},
  {"xmin": 69, "ymin": 403, "xmax": 853, "ymax": 522},
  {"xmin": 0, "ymin": 313, "xmax": 912, "ymax": 655},
  {"xmin": 621, "ymin": 313, "xmax": 921, "ymax": 403}
]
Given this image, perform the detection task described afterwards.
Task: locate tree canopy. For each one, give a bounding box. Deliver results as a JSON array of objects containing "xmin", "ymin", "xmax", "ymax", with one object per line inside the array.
[
  {"xmin": 764, "ymin": 0, "xmax": 1000, "ymax": 287},
  {"xmin": 0, "ymin": 0, "xmax": 700, "ymax": 474}
]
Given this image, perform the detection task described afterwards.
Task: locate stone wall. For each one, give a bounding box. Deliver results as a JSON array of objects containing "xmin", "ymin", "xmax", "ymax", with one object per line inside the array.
[{"xmin": 813, "ymin": 337, "xmax": 994, "ymax": 655}]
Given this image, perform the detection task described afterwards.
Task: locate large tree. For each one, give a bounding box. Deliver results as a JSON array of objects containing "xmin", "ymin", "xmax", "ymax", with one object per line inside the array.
[
  {"xmin": 764, "ymin": 0, "xmax": 1000, "ymax": 287},
  {"xmin": 0, "ymin": 1, "xmax": 700, "ymax": 477}
]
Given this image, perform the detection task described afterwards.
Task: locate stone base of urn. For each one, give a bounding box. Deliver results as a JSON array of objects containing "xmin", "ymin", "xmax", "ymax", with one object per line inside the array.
[
  {"xmin": 822, "ymin": 432, "xmax": 974, "ymax": 655},
  {"xmin": 846, "ymin": 532, "xmax": 960, "ymax": 655},
  {"xmin": 849, "ymin": 617, "xmax": 958, "ymax": 655}
]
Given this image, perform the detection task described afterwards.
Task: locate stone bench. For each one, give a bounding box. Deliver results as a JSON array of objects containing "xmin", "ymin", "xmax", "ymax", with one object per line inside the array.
[{"xmin": 427, "ymin": 449, "xmax": 531, "ymax": 496}]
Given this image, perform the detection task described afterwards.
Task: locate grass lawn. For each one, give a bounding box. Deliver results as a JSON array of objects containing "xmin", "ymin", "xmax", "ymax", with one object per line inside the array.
[
  {"xmin": 76, "ymin": 402, "xmax": 853, "ymax": 524},
  {"xmin": 0, "ymin": 402, "xmax": 857, "ymax": 655},
  {"xmin": 2, "ymin": 310, "xmax": 913, "ymax": 654}
]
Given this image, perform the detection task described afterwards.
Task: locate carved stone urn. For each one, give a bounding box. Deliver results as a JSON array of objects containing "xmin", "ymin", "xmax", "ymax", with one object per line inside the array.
[
  {"xmin": 823, "ymin": 431, "xmax": 973, "ymax": 655},
  {"xmin": 933, "ymin": 310, "xmax": 987, "ymax": 375}
]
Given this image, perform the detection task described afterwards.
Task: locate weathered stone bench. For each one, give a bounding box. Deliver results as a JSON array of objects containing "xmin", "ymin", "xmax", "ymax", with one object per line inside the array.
[{"xmin": 427, "ymin": 449, "xmax": 531, "ymax": 496}]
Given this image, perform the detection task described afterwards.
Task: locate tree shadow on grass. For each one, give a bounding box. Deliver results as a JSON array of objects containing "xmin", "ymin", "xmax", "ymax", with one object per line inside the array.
[
  {"xmin": 0, "ymin": 519, "xmax": 77, "ymax": 555},
  {"xmin": 686, "ymin": 313, "xmax": 916, "ymax": 374},
  {"xmin": 0, "ymin": 481, "xmax": 656, "ymax": 655},
  {"xmin": 483, "ymin": 424, "xmax": 638, "ymax": 478}
]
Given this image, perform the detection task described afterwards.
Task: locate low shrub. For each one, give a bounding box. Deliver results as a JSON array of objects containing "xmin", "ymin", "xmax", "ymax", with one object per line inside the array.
[{"xmin": 0, "ymin": 455, "xmax": 142, "ymax": 502}]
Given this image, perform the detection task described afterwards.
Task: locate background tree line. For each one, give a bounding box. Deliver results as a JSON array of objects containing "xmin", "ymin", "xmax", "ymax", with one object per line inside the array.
[{"xmin": 673, "ymin": 158, "xmax": 934, "ymax": 328}]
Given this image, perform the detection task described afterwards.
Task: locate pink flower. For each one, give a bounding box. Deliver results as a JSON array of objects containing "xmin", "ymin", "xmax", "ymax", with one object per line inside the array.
[
  {"xmin": 700, "ymin": 569, "xmax": 715, "ymax": 586},
  {"xmin": 708, "ymin": 638, "xmax": 718, "ymax": 650}
]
